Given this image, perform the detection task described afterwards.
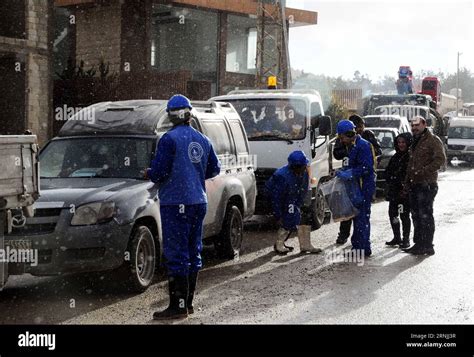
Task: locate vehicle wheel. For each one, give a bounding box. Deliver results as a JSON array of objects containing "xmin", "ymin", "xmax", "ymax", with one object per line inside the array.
[
  {"xmin": 311, "ymin": 186, "xmax": 326, "ymax": 230},
  {"xmin": 215, "ymin": 204, "xmax": 243, "ymax": 259},
  {"xmin": 116, "ymin": 225, "xmax": 156, "ymax": 293}
]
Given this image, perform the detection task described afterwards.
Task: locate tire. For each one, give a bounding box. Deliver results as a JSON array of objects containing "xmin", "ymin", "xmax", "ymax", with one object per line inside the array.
[
  {"xmin": 311, "ymin": 185, "xmax": 326, "ymax": 230},
  {"xmin": 115, "ymin": 225, "xmax": 156, "ymax": 293},
  {"xmin": 215, "ymin": 204, "xmax": 243, "ymax": 259}
]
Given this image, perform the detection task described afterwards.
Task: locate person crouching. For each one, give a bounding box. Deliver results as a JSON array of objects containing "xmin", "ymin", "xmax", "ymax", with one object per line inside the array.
[{"xmin": 266, "ymin": 151, "xmax": 322, "ymax": 255}]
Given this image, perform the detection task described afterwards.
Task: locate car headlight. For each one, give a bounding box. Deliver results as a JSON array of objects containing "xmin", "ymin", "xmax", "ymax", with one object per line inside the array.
[{"xmin": 70, "ymin": 202, "xmax": 116, "ymax": 226}]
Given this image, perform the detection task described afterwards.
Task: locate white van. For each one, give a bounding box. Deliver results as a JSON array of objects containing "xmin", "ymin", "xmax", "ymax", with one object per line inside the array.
[
  {"xmin": 363, "ymin": 114, "xmax": 411, "ymax": 133},
  {"xmin": 447, "ymin": 117, "xmax": 474, "ymax": 164},
  {"xmin": 211, "ymin": 89, "xmax": 336, "ymax": 229}
]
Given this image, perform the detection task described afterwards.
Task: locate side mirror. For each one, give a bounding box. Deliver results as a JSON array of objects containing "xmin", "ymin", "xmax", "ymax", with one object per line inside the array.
[{"xmin": 319, "ymin": 115, "xmax": 332, "ymax": 136}]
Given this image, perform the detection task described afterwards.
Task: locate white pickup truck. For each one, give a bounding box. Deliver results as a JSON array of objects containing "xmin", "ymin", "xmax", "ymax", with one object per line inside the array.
[
  {"xmin": 0, "ymin": 135, "xmax": 40, "ymax": 289},
  {"xmin": 212, "ymin": 89, "xmax": 340, "ymax": 229}
]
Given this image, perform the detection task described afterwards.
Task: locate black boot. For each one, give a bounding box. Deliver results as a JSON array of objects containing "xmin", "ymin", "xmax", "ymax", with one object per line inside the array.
[
  {"xmin": 187, "ymin": 272, "xmax": 199, "ymax": 314},
  {"xmin": 402, "ymin": 244, "xmax": 418, "ymax": 253},
  {"xmin": 385, "ymin": 237, "xmax": 402, "ymax": 246},
  {"xmin": 153, "ymin": 275, "xmax": 188, "ymax": 321},
  {"xmin": 399, "ymin": 236, "xmax": 410, "ymax": 249},
  {"xmin": 407, "ymin": 245, "xmax": 425, "ymax": 255}
]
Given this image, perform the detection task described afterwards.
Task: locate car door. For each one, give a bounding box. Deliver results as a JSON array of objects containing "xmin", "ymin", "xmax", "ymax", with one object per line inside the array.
[
  {"xmin": 228, "ymin": 119, "xmax": 256, "ymax": 218},
  {"xmin": 199, "ymin": 119, "xmax": 235, "ymax": 235}
]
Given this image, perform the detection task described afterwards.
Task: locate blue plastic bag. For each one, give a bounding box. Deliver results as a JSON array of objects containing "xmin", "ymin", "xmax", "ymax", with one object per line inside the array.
[{"xmin": 345, "ymin": 178, "xmax": 364, "ymax": 208}]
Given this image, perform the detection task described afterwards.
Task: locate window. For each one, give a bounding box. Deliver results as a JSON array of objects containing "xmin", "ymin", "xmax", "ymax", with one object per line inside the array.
[
  {"xmin": 151, "ymin": 4, "xmax": 218, "ymax": 94},
  {"xmin": 40, "ymin": 138, "xmax": 155, "ymax": 179},
  {"xmin": 229, "ymin": 121, "xmax": 249, "ymax": 155},
  {"xmin": 0, "ymin": 0, "xmax": 26, "ymax": 39},
  {"xmin": 226, "ymin": 15, "xmax": 257, "ymax": 74},
  {"xmin": 226, "ymin": 99, "xmax": 307, "ymax": 141},
  {"xmin": 201, "ymin": 121, "xmax": 234, "ymax": 157},
  {"xmin": 311, "ymin": 102, "xmax": 322, "ymax": 118}
]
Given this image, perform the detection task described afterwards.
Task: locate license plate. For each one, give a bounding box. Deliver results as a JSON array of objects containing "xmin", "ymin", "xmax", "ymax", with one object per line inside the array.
[{"xmin": 6, "ymin": 240, "xmax": 32, "ymax": 250}]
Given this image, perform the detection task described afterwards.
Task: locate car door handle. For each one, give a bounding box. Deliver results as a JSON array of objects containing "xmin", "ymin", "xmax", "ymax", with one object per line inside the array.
[
  {"xmin": 237, "ymin": 168, "xmax": 242, "ymax": 173},
  {"xmin": 225, "ymin": 169, "xmax": 232, "ymax": 174},
  {"xmin": 247, "ymin": 166, "xmax": 253, "ymax": 171}
]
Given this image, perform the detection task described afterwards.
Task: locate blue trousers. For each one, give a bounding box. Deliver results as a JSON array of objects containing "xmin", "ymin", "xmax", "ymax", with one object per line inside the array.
[
  {"xmin": 160, "ymin": 204, "xmax": 207, "ymax": 277},
  {"xmin": 351, "ymin": 195, "xmax": 372, "ymax": 254}
]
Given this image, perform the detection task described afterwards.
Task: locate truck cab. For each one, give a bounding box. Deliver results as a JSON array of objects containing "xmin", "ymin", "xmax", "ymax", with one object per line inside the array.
[{"xmin": 211, "ymin": 89, "xmax": 335, "ymax": 229}]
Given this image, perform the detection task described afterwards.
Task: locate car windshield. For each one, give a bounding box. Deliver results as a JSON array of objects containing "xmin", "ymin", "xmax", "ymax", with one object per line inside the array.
[
  {"xmin": 40, "ymin": 137, "xmax": 155, "ymax": 179},
  {"xmin": 225, "ymin": 99, "xmax": 307, "ymax": 141},
  {"xmin": 372, "ymin": 130, "xmax": 396, "ymax": 149},
  {"xmin": 449, "ymin": 126, "xmax": 474, "ymax": 139}
]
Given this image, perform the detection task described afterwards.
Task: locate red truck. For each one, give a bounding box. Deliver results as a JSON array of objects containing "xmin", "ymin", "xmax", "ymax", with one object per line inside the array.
[{"xmin": 420, "ymin": 76, "xmax": 441, "ymax": 106}]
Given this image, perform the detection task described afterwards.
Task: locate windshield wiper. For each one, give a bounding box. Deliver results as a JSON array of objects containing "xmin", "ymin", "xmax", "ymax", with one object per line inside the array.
[{"xmin": 249, "ymin": 134, "xmax": 294, "ymax": 144}]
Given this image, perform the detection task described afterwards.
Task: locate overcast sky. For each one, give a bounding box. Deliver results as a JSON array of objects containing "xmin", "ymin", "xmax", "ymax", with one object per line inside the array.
[{"xmin": 286, "ymin": 0, "xmax": 474, "ymax": 79}]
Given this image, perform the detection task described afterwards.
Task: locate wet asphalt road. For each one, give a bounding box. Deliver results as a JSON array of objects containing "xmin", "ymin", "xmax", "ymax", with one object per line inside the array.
[{"xmin": 1, "ymin": 166, "xmax": 473, "ymax": 324}]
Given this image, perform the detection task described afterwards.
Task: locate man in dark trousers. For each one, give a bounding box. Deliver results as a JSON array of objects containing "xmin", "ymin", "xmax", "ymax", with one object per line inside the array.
[
  {"xmin": 333, "ymin": 114, "xmax": 381, "ymax": 245},
  {"xmin": 403, "ymin": 116, "xmax": 445, "ymax": 256},
  {"xmin": 147, "ymin": 94, "xmax": 221, "ymax": 320}
]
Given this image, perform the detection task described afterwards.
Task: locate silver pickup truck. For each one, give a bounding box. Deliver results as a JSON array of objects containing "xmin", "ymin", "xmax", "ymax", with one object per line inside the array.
[
  {"xmin": 3, "ymin": 101, "xmax": 256, "ymax": 292},
  {"xmin": 0, "ymin": 135, "xmax": 40, "ymax": 289}
]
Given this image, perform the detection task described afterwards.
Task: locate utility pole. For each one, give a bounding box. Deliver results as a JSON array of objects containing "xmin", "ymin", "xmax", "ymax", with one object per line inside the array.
[
  {"xmin": 256, "ymin": 0, "xmax": 292, "ymax": 89},
  {"xmin": 456, "ymin": 51, "xmax": 462, "ymax": 115}
]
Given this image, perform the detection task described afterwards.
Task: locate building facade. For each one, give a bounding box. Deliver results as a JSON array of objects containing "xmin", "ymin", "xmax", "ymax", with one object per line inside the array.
[{"xmin": 0, "ymin": 0, "xmax": 54, "ymax": 144}]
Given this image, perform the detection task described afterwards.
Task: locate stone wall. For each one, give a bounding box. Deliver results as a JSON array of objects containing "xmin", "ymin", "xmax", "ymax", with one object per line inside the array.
[{"xmin": 75, "ymin": 1, "xmax": 122, "ymax": 75}]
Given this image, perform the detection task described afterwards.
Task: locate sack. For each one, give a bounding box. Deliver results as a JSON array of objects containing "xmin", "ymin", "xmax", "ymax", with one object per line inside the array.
[
  {"xmin": 321, "ymin": 177, "xmax": 359, "ymax": 222},
  {"xmin": 345, "ymin": 178, "xmax": 364, "ymax": 208}
]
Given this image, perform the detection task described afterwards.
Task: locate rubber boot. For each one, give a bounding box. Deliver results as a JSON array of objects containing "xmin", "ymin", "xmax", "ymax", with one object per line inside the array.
[
  {"xmin": 274, "ymin": 228, "xmax": 292, "ymax": 255},
  {"xmin": 153, "ymin": 275, "xmax": 188, "ymax": 321},
  {"xmin": 187, "ymin": 272, "xmax": 198, "ymax": 314},
  {"xmin": 297, "ymin": 225, "xmax": 322, "ymax": 254}
]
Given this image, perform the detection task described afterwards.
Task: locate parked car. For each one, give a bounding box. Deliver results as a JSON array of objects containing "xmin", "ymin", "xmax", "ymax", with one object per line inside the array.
[
  {"xmin": 364, "ymin": 113, "xmax": 411, "ymax": 133},
  {"xmin": 3, "ymin": 100, "xmax": 256, "ymax": 292},
  {"xmin": 447, "ymin": 117, "xmax": 474, "ymax": 165},
  {"xmin": 211, "ymin": 89, "xmax": 336, "ymax": 229},
  {"xmin": 368, "ymin": 127, "xmax": 401, "ymax": 194}
]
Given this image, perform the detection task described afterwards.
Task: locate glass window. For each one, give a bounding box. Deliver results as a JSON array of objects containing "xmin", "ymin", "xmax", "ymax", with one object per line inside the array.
[
  {"xmin": 54, "ymin": 7, "xmax": 74, "ymax": 79},
  {"xmin": 0, "ymin": 0, "xmax": 26, "ymax": 39},
  {"xmin": 226, "ymin": 15, "xmax": 257, "ymax": 74},
  {"xmin": 229, "ymin": 120, "xmax": 249, "ymax": 154},
  {"xmin": 449, "ymin": 127, "xmax": 474, "ymax": 139},
  {"xmin": 202, "ymin": 121, "xmax": 234, "ymax": 156},
  {"xmin": 40, "ymin": 138, "xmax": 154, "ymax": 179},
  {"xmin": 151, "ymin": 4, "xmax": 218, "ymax": 94},
  {"xmin": 372, "ymin": 130, "xmax": 395, "ymax": 149},
  {"xmin": 225, "ymin": 99, "xmax": 307, "ymax": 141}
]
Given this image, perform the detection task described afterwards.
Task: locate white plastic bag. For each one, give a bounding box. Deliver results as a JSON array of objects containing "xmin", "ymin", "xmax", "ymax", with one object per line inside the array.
[{"xmin": 320, "ymin": 177, "xmax": 359, "ymax": 222}]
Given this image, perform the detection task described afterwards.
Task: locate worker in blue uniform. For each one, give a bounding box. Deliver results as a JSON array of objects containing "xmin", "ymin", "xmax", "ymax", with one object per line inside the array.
[
  {"xmin": 335, "ymin": 120, "xmax": 376, "ymax": 257},
  {"xmin": 266, "ymin": 151, "xmax": 322, "ymax": 255},
  {"xmin": 146, "ymin": 94, "xmax": 221, "ymax": 320}
]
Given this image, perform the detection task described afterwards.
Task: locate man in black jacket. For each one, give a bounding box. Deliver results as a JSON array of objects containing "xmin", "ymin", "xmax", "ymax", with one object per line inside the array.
[{"xmin": 334, "ymin": 114, "xmax": 382, "ymax": 244}]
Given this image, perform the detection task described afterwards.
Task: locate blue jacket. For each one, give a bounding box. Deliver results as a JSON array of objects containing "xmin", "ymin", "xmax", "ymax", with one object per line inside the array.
[
  {"xmin": 348, "ymin": 135, "xmax": 376, "ymax": 198},
  {"xmin": 148, "ymin": 124, "xmax": 221, "ymax": 205},
  {"xmin": 265, "ymin": 165, "xmax": 309, "ymax": 221}
]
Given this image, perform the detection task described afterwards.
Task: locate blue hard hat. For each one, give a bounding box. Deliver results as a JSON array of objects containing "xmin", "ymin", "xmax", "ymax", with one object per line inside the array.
[
  {"xmin": 336, "ymin": 120, "xmax": 356, "ymax": 135},
  {"xmin": 288, "ymin": 150, "xmax": 309, "ymax": 166},
  {"xmin": 167, "ymin": 94, "xmax": 192, "ymax": 112}
]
